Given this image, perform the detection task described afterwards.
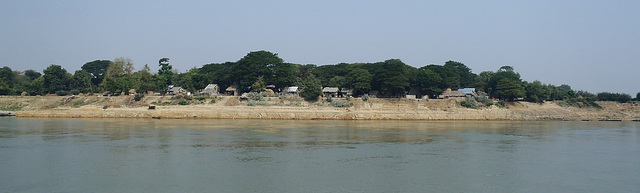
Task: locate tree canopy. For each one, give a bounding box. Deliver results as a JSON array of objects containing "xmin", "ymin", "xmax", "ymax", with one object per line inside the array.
[{"xmin": 1, "ymin": 50, "xmax": 633, "ymax": 105}]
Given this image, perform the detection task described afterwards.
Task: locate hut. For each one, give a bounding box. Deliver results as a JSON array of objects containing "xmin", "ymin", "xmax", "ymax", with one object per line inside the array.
[
  {"xmin": 200, "ymin": 84, "xmax": 220, "ymax": 96},
  {"xmin": 341, "ymin": 88, "xmax": 353, "ymax": 97},
  {"xmin": 225, "ymin": 85, "xmax": 238, "ymax": 96},
  {"xmin": 322, "ymin": 87, "xmax": 339, "ymax": 97},
  {"xmin": 457, "ymin": 88, "xmax": 478, "ymax": 97},
  {"xmin": 168, "ymin": 86, "xmax": 188, "ymax": 95},
  {"xmin": 438, "ymin": 88, "xmax": 466, "ymax": 99},
  {"xmin": 283, "ymin": 86, "xmax": 299, "ymax": 95}
]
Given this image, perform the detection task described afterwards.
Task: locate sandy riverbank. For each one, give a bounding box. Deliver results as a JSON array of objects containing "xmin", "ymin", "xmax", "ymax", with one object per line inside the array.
[{"xmin": 1, "ymin": 95, "xmax": 639, "ymax": 121}]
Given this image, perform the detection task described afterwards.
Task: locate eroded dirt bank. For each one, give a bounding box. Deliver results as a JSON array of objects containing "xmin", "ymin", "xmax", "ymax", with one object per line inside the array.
[{"xmin": 2, "ymin": 95, "xmax": 639, "ymax": 121}]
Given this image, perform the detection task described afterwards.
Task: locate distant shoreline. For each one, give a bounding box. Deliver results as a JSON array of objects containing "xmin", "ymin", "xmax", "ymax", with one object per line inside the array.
[{"xmin": 3, "ymin": 95, "xmax": 639, "ymax": 121}]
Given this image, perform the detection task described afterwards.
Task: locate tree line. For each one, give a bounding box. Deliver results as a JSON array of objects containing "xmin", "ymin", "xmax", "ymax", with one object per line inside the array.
[{"xmin": 1, "ymin": 50, "xmax": 638, "ymax": 103}]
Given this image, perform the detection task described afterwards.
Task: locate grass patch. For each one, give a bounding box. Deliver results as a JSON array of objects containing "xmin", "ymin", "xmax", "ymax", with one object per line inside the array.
[
  {"xmin": 72, "ymin": 100, "xmax": 85, "ymax": 107},
  {"xmin": 0, "ymin": 103, "xmax": 25, "ymax": 111},
  {"xmin": 248, "ymin": 101, "xmax": 267, "ymax": 106},
  {"xmin": 330, "ymin": 101, "xmax": 354, "ymax": 107}
]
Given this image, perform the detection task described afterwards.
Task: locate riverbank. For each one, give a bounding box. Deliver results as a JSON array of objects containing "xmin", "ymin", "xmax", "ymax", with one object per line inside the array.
[{"xmin": 2, "ymin": 95, "xmax": 639, "ymax": 121}]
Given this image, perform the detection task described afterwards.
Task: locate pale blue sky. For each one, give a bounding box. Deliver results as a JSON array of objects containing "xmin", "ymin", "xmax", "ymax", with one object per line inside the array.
[{"xmin": 1, "ymin": 0, "xmax": 639, "ymax": 94}]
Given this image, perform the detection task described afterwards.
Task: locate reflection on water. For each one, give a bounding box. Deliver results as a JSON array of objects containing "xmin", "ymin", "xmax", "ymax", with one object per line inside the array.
[{"xmin": 0, "ymin": 118, "xmax": 639, "ymax": 193}]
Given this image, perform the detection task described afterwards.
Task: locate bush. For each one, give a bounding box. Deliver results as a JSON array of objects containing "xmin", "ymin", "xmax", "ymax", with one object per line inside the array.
[
  {"xmin": 134, "ymin": 93, "xmax": 145, "ymax": 101},
  {"xmin": 496, "ymin": 101, "xmax": 506, "ymax": 108},
  {"xmin": 55, "ymin": 90, "xmax": 70, "ymax": 96},
  {"xmin": 72, "ymin": 100, "xmax": 85, "ymax": 107},
  {"xmin": 459, "ymin": 100, "xmax": 476, "ymax": 108},
  {"xmin": 362, "ymin": 94, "xmax": 370, "ymax": 101},
  {"xmin": 330, "ymin": 100, "xmax": 354, "ymax": 107},
  {"xmin": 178, "ymin": 100, "xmax": 189, "ymax": 105},
  {"xmin": 484, "ymin": 99, "xmax": 494, "ymax": 106},
  {"xmin": 210, "ymin": 97, "xmax": 218, "ymax": 103},
  {"xmin": 247, "ymin": 92, "xmax": 264, "ymax": 101},
  {"xmin": 70, "ymin": 89, "xmax": 80, "ymax": 95},
  {"xmin": 326, "ymin": 95, "xmax": 333, "ymax": 102},
  {"xmin": 195, "ymin": 96, "xmax": 206, "ymax": 101},
  {"xmin": 248, "ymin": 101, "xmax": 267, "ymax": 106}
]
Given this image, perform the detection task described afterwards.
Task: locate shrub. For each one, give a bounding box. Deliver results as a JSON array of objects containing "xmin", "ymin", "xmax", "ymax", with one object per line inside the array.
[
  {"xmin": 210, "ymin": 97, "xmax": 218, "ymax": 103},
  {"xmin": 459, "ymin": 100, "xmax": 476, "ymax": 108},
  {"xmin": 326, "ymin": 95, "xmax": 333, "ymax": 102},
  {"xmin": 247, "ymin": 92, "xmax": 264, "ymax": 101},
  {"xmin": 248, "ymin": 101, "xmax": 267, "ymax": 106},
  {"xmin": 496, "ymin": 101, "xmax": 506, "ymax": 108},
  {"xmin": 134, "ymin": 93, "xmax": 145, "ymax": 101},
  {"xmin": 55, "ymin": 90, "xmax": 70, "ymax": 96},
  {"xmin": 72, "ymin": 100, "xmax": 85, "ymax": 107},
  {"xmin": 70, "ymin": 89, "xmax": 80, "ymax": 95},
  {"xmin": 484, "ymin": 99, "xmax": 494, "ymax": 106},
  {"xmin": 362, "ymin": 94, "xmax": 370, "ymax": 101},
  {"xmin": 330, "ymin": 101, "xmax": 354, "ymax": 107},
  {"xmin": 178, "ymin": 100, "xmax": 189, "ymax": 105},
  {"xmin": 195, "ymin": 96, "xmax": 206, "ymax": 101}
]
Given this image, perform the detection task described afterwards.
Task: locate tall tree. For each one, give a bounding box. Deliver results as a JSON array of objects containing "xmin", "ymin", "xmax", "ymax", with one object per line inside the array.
[
  {"xmin": 131, "ymin": 64, "xmax": 156, "ymax": 93},
  {"xmin": 444, "ymin": 60, "xmax": 476, "ymax": 88},
  {"xmin": 157, "ymin": 58, "xmax": 174, "ymax": 91},
  {"xmin": 232, "ymin": 50, "xmax": 283, "ymax": 93},
  {"xmin": 487, "ymin": 66, "xmax": 521, "ymax": 97},
  {"xmin": 414, "ymin": 69, "xmax": 443, "ymax": 98},
  {"xmin": 347, "ymin": 68, "xmax": 372, "ymax": 96},
  {"xmin": 299, "ymin": 74, "xmax": 322, "ymax": 101},
  {"xmin": 43, "ymin": 65, "xmax": 71, "ymax": 94},
  {"xmin": 379, "ymin": 59, "xmax": 410, "ymax": 97},
  {"xmin": 24, "ymin": 70, "xmax": 41, "ymax": 80},
  {"xmin": 81, "ymin": 60, "xmax": 110, "ymax": 86},
  {"xmin": 475, "ymin": 71, "xmax": 494, "ymax": 93},
  {"xmin": 495, "ymin": 78, "xmax": 525, "ymax": 101},
  {"xmin": 100, "ymin": 57, "xmax": 135, "ymax": 93},
  {"xmin": 72, "ymin": 70, "xmax": 93, "ymax": 93},
  {"xmin": 267, "ymin": 62, "xmax": 297, "ymax": 91},
  {"xmin": 0, "ymin": 67, "xmax": 14, "ymax": 95}
]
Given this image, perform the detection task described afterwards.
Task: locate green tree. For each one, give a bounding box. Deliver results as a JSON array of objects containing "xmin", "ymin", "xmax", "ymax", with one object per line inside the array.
[
  {"xmin": 100, "ymin": 57, "xmax": 135, "ymax": 93},
  {"xmin": 422, "ymin": 64, "xmax": 460, "ymax": 90},
  {"xmin": 251, "ymin": 76, "xmax": 266, "ymax": 92},
  {"xmin": 299, "ymin": 74, "xmax": 322, "ymax": 101},
  {"xmin": 43, "ymin": 65, "xmax": 71, "ymax": 94},
  {"xmin": 636, "ymin": 92, "xmax": 640, "ymax": 101},
  {"xmin": 72, "ymin": 70, "xmax": 93, "ymax": 93},
  {"xmin": 200, "ymin": 62, "xmax": 234, "ymax": 92},
  {"xmin": 81, "ymin": 60, "xmax": 110, "ymax": 86},
  {"xmin": 379, "ymin": 59, "xmax": 410, "ymax": 97},
  {"xmin": 524, "ymin": 81, "xmax": 552, "ymax": 103},
  {"xmin": 495, "ymin": 78, "xmax": 525, "ymax": 101},
  {"xmin": 475, "ymin": 71, "xmax": 494, "ymax": 93},
  {"xmin": 0, "ymin": 67, "xmax": 15, "ymax": 85},
  {"xmin": 105, "ymin": 57, "xmax": 134, "ymax": 78},
  {"xmin": 347, "ymin": 68, "xmax": 372, "ymax": 95},
  {"xmin": 414, "ymin": 69, "xmax": 443, "ymax": 98},
  {"xmin": 157, "ymin": 58, "xmax": 174, "ymax": 91},
  {"xmin": 444, "ymin": 60, "xmax": 476, "ymax": 88},
  {"xmin": 487, "ymin": 66, "xmax": 521, "ymax": 97},
  {"xmin": 0, "ymin": 67, "xmax": 14, "ymax": 95},
  {"xmin": 267, "ymin": 62, "xmax": 297, "ymax": 91},
  {"xmin": 232, "ymin": 51, "xmax": 283, "ymax": 93},
  {"xmin": 131, "ymin": 64, "xmax": 156, "ymax": 93},
  {"xmin": 0, "ymin": 80, "xmax": 9, "ymax": 95},
  {"xmin": 24, "ymin": 70, "xmax": 41, "ymax": 80},
  {"xmin": 27, "ymin": 77, "xmax": 45, "ymax": 96},
  {"xmin": 328, "ymin": 76, "xmax": 347, "ymax": 88}
]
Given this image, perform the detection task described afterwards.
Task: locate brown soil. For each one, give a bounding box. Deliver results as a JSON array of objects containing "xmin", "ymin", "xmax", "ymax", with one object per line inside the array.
[{"xmin": 2, "ymin": 95, "xmax": 639, "ymax": 121}]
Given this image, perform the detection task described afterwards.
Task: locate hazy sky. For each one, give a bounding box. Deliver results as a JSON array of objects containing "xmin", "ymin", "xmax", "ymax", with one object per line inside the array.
[{"xmin": 1, "ymin": 0, "xmax": 638, "ymax": 94}]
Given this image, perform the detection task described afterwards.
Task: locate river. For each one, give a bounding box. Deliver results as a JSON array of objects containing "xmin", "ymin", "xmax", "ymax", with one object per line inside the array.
[{"xmin": 1, "ymin": 118, "xmax": 638, "ymax": 193}]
